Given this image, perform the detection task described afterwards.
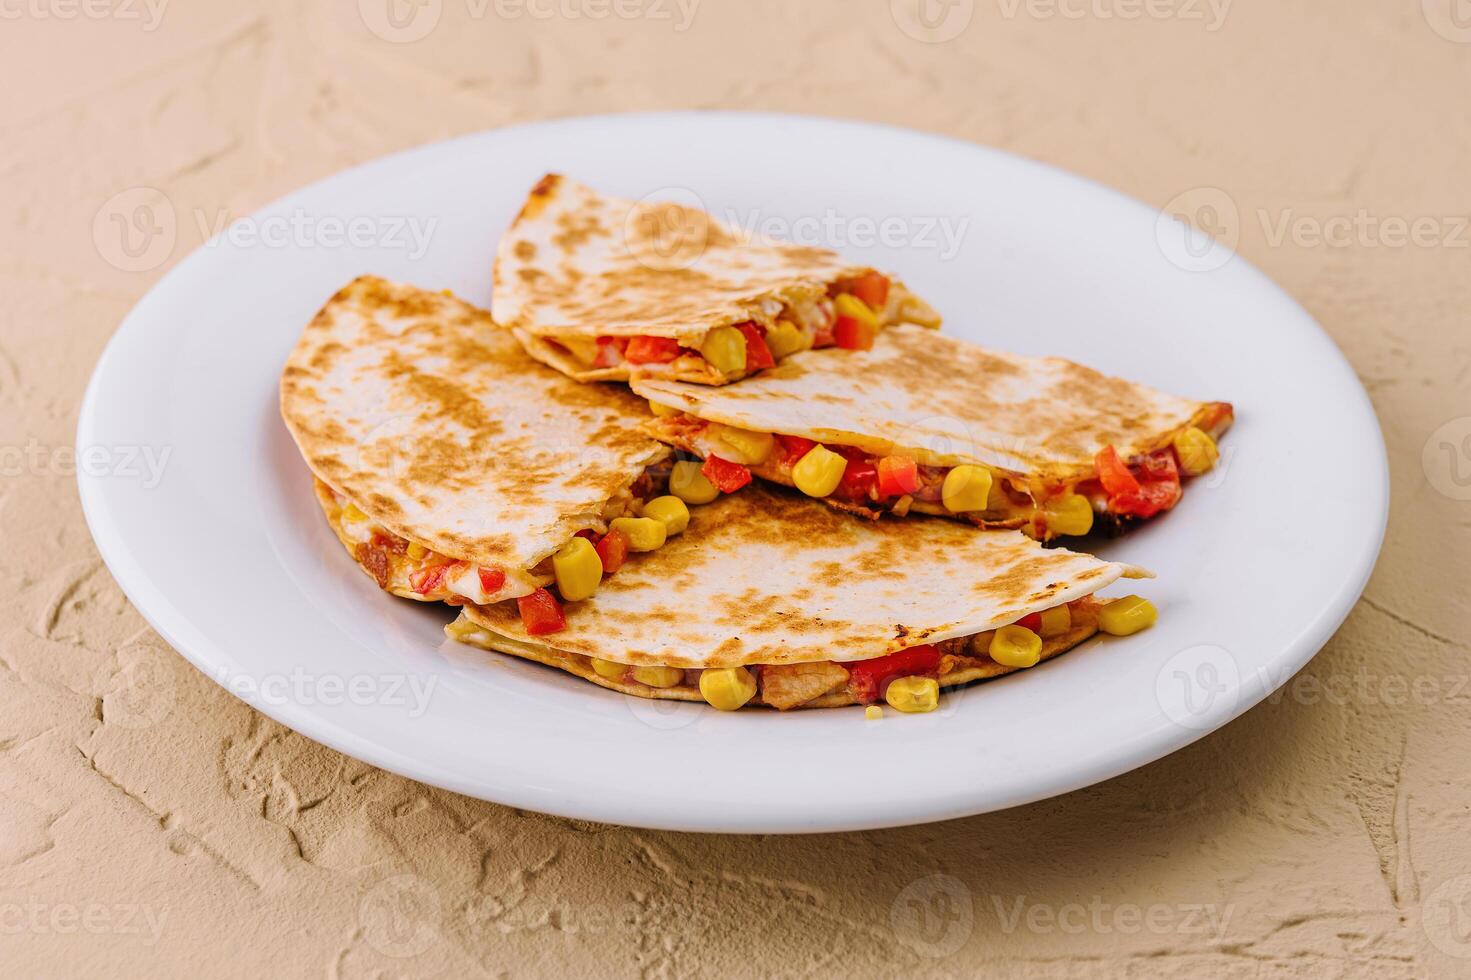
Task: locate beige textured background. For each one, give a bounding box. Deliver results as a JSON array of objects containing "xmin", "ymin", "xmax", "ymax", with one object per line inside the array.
[{"xmin": 3, "ymin": 1, "xmax": 1469, "ymax": 976}]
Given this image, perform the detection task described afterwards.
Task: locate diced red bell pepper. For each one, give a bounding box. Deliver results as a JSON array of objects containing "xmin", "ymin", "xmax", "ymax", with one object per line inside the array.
[
  {"xmin": 1016, "ymin": 612, "xmax": 1043, "ymax": 632},
  {"xmin": 776, "ymin": 435, "xmax": 818, "ymax": 465},
  {"xmin": 845, "ymin": 644, "xmax": 942, "ymax": 704},
  {"xmin": 517, "ymin": 588, "xmax": 566, "ymax": 635},
  {"xmin": 574, "ymin": 529, "xmax": 598, "ymax": 541},
  {"xmin": 594, "ymin": 529, "xmax": 629, "ymax": 574},
  {"xmin": 1095, "ymin": 446, "xmax": 1141, "ymax": 497},
  {"xmin": 844, "ymin": 272, "xmax": 891, "ymax": 311},
  {"xmin": 837, "ymin": 460, "xmax": 877, "ymax": 502},
  {"xmin": 408, "ymin": 563, "xmax": 450, "ymax": 595},
  {"xmin": 478, "ymin": 567, "xmax": 506, "ymax": 595},
  {"xmin": 833, "ymin": 316, "xmax": 875, "ymax": 351},
  {"xmin": 875, "ymin": 455, "xmax": 920, "ymax": 496},
  {"xmin": 701, "ymin": 455, "xmax": 752, "ymax": 493},
  {"xmin": 1098, "ymin": 447, "xmax": 1181, "ymax": 519},
  {"xmin": 593, "ymin": 336, "xmax": 629, "ymax": 368},
  {"xmin": 624, "ymin": 336, "xmax": 682, "ymax": 364},
  {"xmin": 735, "ymin": 322, "xmax": 775, "ymax": 370}
]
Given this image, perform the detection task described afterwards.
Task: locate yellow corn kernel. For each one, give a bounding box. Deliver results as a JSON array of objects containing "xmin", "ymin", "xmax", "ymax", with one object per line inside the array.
[
  {"xmin": 648, "ymin": 399, "xmax": 681, "ymax": 418},
  {"xmin": 610, "ymin": 516, "xmax": 667, "ymax": 552},
  {"xmin": 642, "ymin": 496, "xmax": 690, "ymax": 536},
  {"xmin": 1098, "ymin": 595, "xmax": 1158, "ymax": 636},
  {"xmin": 833, "ymin": 293, "xmax": 878, "ymax": 330},
  {"xmin": 342, "ymin": 502, "xmax": 368, "ymax": 522},
  {"xmin": 941, "ymin": 465, "xmax": 994, "ymax": 513},
  {"xmin": 864, "ymin": 705, "xmax": 884, "ymax": 721},
  {"xmin": 791, "ymin": 445, "xmax": 847, "ymax": 497},
  {"xmin": 406, "ymin": 542, "xmax": 429, "ymax": 560},
  {"xmin": 552, "ymin": 536, "xmax": 602, "ymax": 602},
  {"xmin": 698, "ymin": 666, "xmax": 757, "ymax": 710},
  {"xmin": 700, "ymin": 325, "xmax": 748, "ymax": 375},
  {"xmin": 669, "ymin": 460, "xmax": 719, "ymax": 505},
  {"xmin": 632, "ymin": 665, "xmax": 684, "ymax": 688},
  {"xmin": 765, "ymin": 319, "xmax": 809, "ymax": 360},
  {"xmin": 884, "ymin": 676, "xmax": 939, "ymax": 713},
  {"xmin": 715, "ymin": 425, "xmax": 775, "ymax": 465},
  {"xmin": 1044, "ymin": 493, "xmax": 1095, "ymax": 537},
  {"xmin": 1038, "ymin": 605, "xmax": 1072, "ymax": 638},
  {"xmin": 590, "ymin": 658, "xmax": 627, "ymax": 680},
  {"xmin": 1173, "ymin": 426, "xmax": 1219, "ymax": 477},
  {"xmin": 990, "ymin": 624, "xmax": 1043, "ymax": 668}
]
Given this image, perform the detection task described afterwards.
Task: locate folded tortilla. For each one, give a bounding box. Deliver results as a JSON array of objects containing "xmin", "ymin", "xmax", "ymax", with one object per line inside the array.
[
  {"xmin": 447, "ymin": 484, "xmax": 1148, "ymax": 710},
  {"xmin": 280, "ymin": 276, "xmax": 669, "ymax": 606},
  {"xmin": 633, "ymin": 325, "xmax": 1234, "ymax": 541},
  {"xmin": 492, "ymin": 174, "xmax": 941, "ymax": 385}
]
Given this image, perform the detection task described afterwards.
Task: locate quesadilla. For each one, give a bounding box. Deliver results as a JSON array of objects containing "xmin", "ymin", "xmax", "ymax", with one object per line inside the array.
[
  {"xmin": 281, "ymin": 276, "xmax": 690, "ymax": 630},
  {"xmin": 632, "ymin": 325, "xmax": 1233, "ymax": 542},
  {"xmin": 445, "ymin": 484, "xmax": 1154, "ymax": 712},
  {"xmin": 491, "ymin": 174, "xmax": 942, "ymax": 385}
]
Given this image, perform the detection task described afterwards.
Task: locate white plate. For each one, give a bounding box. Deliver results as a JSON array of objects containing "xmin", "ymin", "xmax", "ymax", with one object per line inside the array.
[{"xmin": 78, "ymin": 113, "xmax": 1387, "ymax": 833}]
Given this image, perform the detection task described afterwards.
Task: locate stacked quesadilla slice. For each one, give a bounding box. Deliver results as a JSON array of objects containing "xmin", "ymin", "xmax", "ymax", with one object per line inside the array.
[
  {"xmin": 281, "ymin": 276, "xmax": 686, "ymax": 630},
  {"xmin": 492, "ymin": 175, "xmax": 941, "ymax": 385},
  {"xmin": 633, "ymin": 324, "xmax": 1233, "ymax": 541},
  {"xmin": 447, "ymin": 484, "xmax": 1152, "ymax": 711}
]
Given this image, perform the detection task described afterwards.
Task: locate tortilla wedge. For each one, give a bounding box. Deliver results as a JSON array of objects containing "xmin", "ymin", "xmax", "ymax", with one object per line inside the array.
[
  {"xmin": 445, "ymin": 484, "xmax": 1149, "ymax": 711},
  {"xmin": 633, "ymin": 325, "xmax": 1234, "ymax": 542},
  {"xmin": 492, "ymin": 174, "xmax": 941, "ymax": 385},
  {"xmin": 280, "ymin": 276, "xmax": 670, "ymax": 606}
]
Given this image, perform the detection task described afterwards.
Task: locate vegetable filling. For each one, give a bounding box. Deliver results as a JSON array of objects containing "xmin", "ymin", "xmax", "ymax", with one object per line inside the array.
[
  {"xmin": 645, "ymin": 401, "xmax": 1233, "ymax": 541},
  {"xmin": 546, "ymin": 273, "xmax": 933, "ymax": 379}
]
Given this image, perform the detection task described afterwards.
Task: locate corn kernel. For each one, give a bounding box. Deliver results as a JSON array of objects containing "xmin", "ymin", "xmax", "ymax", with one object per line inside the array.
[
  {"xmin": 990, "ymin": 624, "xmax": 1042, "ymax": 668},
  {"xmin": 642, "ymin": 496, "xmax": 690, "ymax": 536},
  {"xmin": 669, "ymin": 460, "xmax": 720, "ymax": 505},
  {"xmin": 342, "ymin": 502, "xmax": 368, "ymax": 522},
  {"xmin": 648, "ymin": 399, "xmax": 681, "ymax": 418},
  {"xmin": 406, "ymin": 542, "xmax": 429, "ymax": 560},
  {"xmin": 610, "ymin": 516, "xmax": 667, "ymax": 552},
  {"xmin": 1098, "ymin": 595, "xmax": 1158, "ymax": 636},
  {"xmin": 884, "ymin": 676, "xmax": 939, "ymax": 713},
  {"xmin": 590, "ymin": 658, "xmax": 627, "ymax": 680},
  {"xmin": 1173, "ymin": 426, "xmax": 1219, "ymax": 477},
  {"xmin": 698, "ymin": 666, "xmax": 757, "ymax": 710},
  {"xmin": 552, "ymin": 536, "xmax": 602, "ymax": 602},
  {"xmin": 765, "ymin": 319, "xmax": 810, "ymax": 360},
  {"xmin": 791, "ymin": 445, "xmax": 847, "ymax": 497},
  {"xmin": 701, "ymin": 325, "xmax": 748, "ymax": 375},
  {"xmin": 1044, "ymin": 493, "xmax": 1095, "ymax": 537},
  {"xmin": 632, "ymin": 665, "xmax": 684, "ymax": 688},
  {"xmin": 834, "ymin": 293, "xmax": 879, "ymax": 330},
  {"xmin": 715, "ymin": 425, "xmax": 775, "ymax": 465},
  {"xmin": 942, "ymin": 465, "xmax": 994, "ymax": 513},
  {"xmin": 864, "ymin": 705, "xmax": 884, "ymax": 721},
  {"xmin": 1039, "ymin": 605, "xmax": 1072, "ymax": 638}
]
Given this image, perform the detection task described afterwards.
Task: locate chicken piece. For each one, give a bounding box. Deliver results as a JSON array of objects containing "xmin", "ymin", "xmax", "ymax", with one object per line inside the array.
[{"xmin": 759, "ymin": 661, "xmax": 850, "ymax": 710}]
